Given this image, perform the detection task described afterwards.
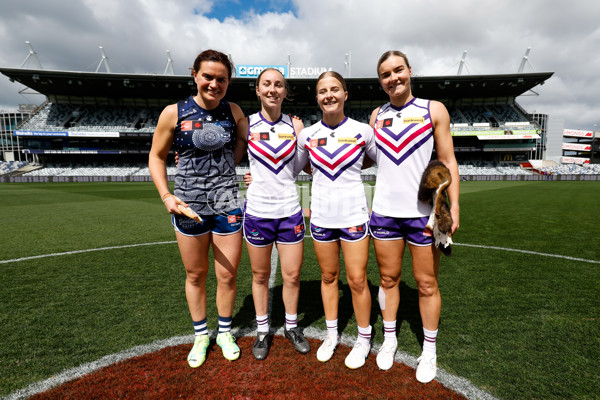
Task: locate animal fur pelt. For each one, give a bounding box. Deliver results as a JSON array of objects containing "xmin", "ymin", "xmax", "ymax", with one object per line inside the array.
[{"xmin": 418, "ymin": 160, "xmax": 453, "ymax": 256}]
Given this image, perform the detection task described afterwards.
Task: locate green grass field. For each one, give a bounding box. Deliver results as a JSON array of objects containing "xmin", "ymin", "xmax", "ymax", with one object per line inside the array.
[{"xmin": 1, "ymin": 181, "xmax": 598, "ymax": 399}]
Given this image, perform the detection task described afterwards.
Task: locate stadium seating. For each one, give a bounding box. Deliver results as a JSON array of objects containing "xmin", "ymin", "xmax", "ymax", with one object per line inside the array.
[{"xmin": 0, "ymin": 160, "xmax": 27, "ymax": 175}]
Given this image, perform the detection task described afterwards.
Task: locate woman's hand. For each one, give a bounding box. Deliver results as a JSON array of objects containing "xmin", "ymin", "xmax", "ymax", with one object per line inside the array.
[{"xmin": 243, "ymin": 171, "xmax": 253, "ymax": 187}]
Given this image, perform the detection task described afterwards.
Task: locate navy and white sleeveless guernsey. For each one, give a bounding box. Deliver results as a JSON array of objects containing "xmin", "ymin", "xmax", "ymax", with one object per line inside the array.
[
  {"xmin": 296, "ymin": 117, "xmax": 377, "ymax": 228},
  {"xmin": 372, "ymin": 98, "xmax": 434, "ymax": 218},
  {"xmin": 245, "ymin": 112, "xmax": 301, "ymax": 218},
  {"xmin": 173, "ymin": 96, "xmax": 240, "ymax": 215}
]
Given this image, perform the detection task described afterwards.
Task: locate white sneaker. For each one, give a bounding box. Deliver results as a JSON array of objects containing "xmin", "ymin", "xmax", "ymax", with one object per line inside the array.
[
  {"xmin": 316, "ymin": 335, "xmax": 339, "ymax": 362},
  {"xmin": 344, "ymin": 340, "xmax": 371, "ymax": 369},
  {"xmin": 376, "ymin": 340, "xmax": 398, "ymax": 370},
  {"xmin": 416, "ymin": 352, "xmax": 437, "ymax": 383}
]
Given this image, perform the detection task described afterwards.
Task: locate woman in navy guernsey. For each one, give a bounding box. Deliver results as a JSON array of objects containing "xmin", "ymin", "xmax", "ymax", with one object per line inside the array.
[
  {"xmin": 295, "ymin": 71, "xmax": 377, "ymax": 369},
  {"xmin": 149, "ymin": 50, "xmax": 248, "ymax": 368},
  {"xmin": 368, "ymin": 51, "xmax": 460, "ymax": 382},
  {"xmin": 240, "ymin": 68, "xmax": 310, "ymax": 360}
]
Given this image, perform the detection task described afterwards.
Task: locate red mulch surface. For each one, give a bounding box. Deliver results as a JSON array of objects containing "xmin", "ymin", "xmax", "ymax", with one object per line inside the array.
[{"xmin": 30, "ymin": 336, "xmax": 466, "ymax": 400}]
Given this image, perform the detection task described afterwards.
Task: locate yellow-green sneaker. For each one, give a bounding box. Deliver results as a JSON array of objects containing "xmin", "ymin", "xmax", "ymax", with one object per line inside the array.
[
  {"xmin": 188, "ymin": 334, "xmax": 210, "ymax": 368},
  {"xmin": 216, "ymin": 331, "xmax": 240, "ymax": 361}
]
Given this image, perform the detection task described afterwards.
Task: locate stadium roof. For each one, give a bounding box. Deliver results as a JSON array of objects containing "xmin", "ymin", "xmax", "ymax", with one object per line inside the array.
[{"xmin": 0, "ymin": 67, "xmax": 553, "ymax": 107}]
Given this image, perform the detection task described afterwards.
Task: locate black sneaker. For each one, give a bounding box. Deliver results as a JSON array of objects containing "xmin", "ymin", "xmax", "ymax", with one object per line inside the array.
[
  {"xmin": 284, "ymin": 327, "xmax": 310, "ymax": 354},
  {"xmin": 252, "ymin": 333, "xmax": 271, "ymax": 360}
]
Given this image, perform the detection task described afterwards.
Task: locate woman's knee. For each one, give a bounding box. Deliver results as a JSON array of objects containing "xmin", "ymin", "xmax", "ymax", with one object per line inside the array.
[
  {"xmin": 186, "ymin": 269, "xmax": 207, "ymax": 287},
  {"xmin": 379, "ymin": 272, "xmax": 400, "ymax": 290},
  {"xmin": 252, "ymin": 270, "xmax": 270, "ymax": 286},
  {"xmin": 321, "ymin": 271, "xmax": 339, "ymax": 285},
  {"xmin": 416, "ymin": 278, "xmax": 438, "ymax": 297}
]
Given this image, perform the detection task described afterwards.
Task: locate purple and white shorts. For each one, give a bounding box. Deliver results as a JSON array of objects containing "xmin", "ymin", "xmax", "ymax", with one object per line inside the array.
[
  {"xmin": 243, "ymin": 209, "xmax": 305, "ymax": 247},
  {"xmin": 310, "ymin": 222, "xmax": 369, "ymax": 243},
  {"xmin": 369, "ymin": 212, "xmax": 433, "ymax": 246}
]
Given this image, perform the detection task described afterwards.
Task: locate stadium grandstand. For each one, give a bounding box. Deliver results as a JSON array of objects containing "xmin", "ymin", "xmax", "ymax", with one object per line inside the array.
[{"xmin": 1, "ymin": 61, "xmax": 599, "ymax": 183}]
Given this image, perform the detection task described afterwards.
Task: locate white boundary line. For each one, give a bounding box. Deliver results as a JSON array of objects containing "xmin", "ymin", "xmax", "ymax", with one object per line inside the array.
[
  {"xmin": 2, "ymin": 239, "xmax": 597, "ymax": 265},
  {"xmin": 454, "ymin": 243, "xmax": 600, "ymax": 264},
  {"xmin": 8, "ymin": 238, "xmax": 598, "ymax": 399},
  {"xmin": 0, "ymin": 241, "xmax": 177, "ymax": 265}
]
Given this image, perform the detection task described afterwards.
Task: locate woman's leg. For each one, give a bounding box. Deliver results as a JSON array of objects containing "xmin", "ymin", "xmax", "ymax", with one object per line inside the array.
[
  {"xmin": 409, "ymin": 243, "xmax": 442, "ymax": 383},
  {"xmin": 277, "ymin": 241, "xmax": 304, "ymax": 316},
  {"xmin": 373, "ymin": 238, "xmax": 406, "ymax": 321},
  {"xmin": 409, "ymin": 244, "xmax": 441, "ymax": 331},
  {"xmin": 211, "ymin": 231, "xmax": 243, "ymax": 320},
  {"xmin": 247, "ymin": 242, "xmax": 274, "ymax": 317},
  {"xmin": 313, "ymin": 240, "xmax": 341, "ymax": 321},
  {"xmin": 340, "ymin": 237, "xmax": 371, "ymax": 328},
  {"xmin": 176, "ymin": 231, "xmax": 211, "ymax": 322}
]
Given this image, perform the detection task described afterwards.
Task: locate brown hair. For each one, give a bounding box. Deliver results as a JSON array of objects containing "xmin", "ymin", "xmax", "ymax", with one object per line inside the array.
[
  {"xmin": 191, "ymin": 49, "xmax": 234, "ymax": 79},
  {"xmin": 315, "ymin": 70, "xmax": 347, "ymax": 93},
  {"xmin": 376, "ymin": 51, "xmax": 411, "ymax": 77}
]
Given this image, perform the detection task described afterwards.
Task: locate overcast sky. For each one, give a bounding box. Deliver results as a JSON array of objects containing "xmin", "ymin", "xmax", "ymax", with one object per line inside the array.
[{"xmin": 0, "ymin": 0, "xmax": 598, "ymax": 130}]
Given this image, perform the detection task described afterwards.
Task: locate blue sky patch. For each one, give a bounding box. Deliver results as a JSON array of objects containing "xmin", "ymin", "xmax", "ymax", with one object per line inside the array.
[{"xmin": 195, "ymin": 0, "xmax": 296, "ymax": 21}]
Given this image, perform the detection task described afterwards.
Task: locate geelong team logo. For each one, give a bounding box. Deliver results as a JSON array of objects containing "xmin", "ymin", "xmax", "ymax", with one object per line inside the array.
[{"xmin": 192, "ymin": 123, "xmax": 229, "ymax": 151}]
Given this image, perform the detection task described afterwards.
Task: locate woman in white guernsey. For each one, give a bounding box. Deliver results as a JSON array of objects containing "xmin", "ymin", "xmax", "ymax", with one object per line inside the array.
[
  {"xmin": 295, "ymin": 71, "xmax": 377, "ymax": 369},
  {"xmin": 242, "ymin": 68, "xmax": 310, "ymax": 359},
  {"xmin": 369, "ymin": 51, "xmax": 460, "ymax": 382}
]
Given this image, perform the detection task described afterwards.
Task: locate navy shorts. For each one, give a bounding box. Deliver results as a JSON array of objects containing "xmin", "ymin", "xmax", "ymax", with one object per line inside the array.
[
  {"xmin": 243, "ymin": 209, "xmax": 306, "ymax": 247},
  {"xmin": 369, "ymin": 211, "xmax": 433, "ymax": 246},
  {"xmin": 310, "ymin": 222, "xmax": 369, "ymax": 243},
  {"xmin": 172, "ymin": 208, "xmax": 242, "ymax": 236}
]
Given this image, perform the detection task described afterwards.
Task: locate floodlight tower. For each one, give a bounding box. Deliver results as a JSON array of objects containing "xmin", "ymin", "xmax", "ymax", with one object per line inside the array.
[
  {"xmin": 345, "ymin": 51, "xmax": 351, "ymax": 78},
  {"xmin": 95, "ymin": 46, "xmax": 112, "ymax": 73},
  {"xmin": 518, "ymin": 47, "xmax": 535, "ymax": 73},
  {"xmin": 164, "ymin": 50, "xmax": 174, "ymax": 75},
  {"xmin": 21, "ymin": 41, "xmax": 43, "ymax": 69},
  {"xmin": 457, "ymin": 50, "xmax": 468, "ymax": 75}
]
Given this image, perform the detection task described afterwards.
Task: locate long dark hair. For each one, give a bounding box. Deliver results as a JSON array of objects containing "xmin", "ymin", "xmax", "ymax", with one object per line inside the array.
[{"xmin": 191, "ymin": 50, "xmax": 234, "ymax": 79}]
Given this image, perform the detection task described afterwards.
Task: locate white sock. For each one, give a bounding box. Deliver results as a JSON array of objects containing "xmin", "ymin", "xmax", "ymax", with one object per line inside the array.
[
  {"xmin": 256, "ymin": 314, "xmax": 269, "ymax": 338},
  {"xmin": 357, "ymin": 325, "xmax": 372, "ymax": 346},
  {"xmin": 423, "ymin": 327, "xmax": 438, "ymax": 355},
  {"xmin": 326, "ymin": 319, "xmax": 338, "ymax": 339},
  {"xmin": 383, "ymin": 319, "xmax": 397, "ymax": 342},
  {"xmin": 285, "ymin": 313, "xmax": 298, "ymax": 330}
]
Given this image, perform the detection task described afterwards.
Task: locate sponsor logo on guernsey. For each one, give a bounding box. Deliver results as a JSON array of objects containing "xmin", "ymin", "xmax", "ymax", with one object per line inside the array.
[
  {"xmin": 278, "ymin": 133, "xmax": 295, "ymax": 140},
  {"xmin": 181, "ymin": 108, "xmax": 197, "ymax": 118},
  {"xmin": 294, "ymin": 224, "xmax": 305, "ymax": 234},
  {"xmin": 260, "ymin": 132, "xmax": 270, "ymax": 141},
  {"xmin": 376, "ymin": 118, "xmax": 393, "ymax": 129},
  {"xmin": 338, "ymin": 137, "xmax": 357, "ymax": 144},
  {"xmin": 182, "ymin": 120, "xmax": 203, "ymax": 131},
  {"xmin": 218, "ymin": 121, "xmax": 232, "ymax": 128},
  {"xmin": 423, "ymin": 228, "xmax": 433, "ymax": 237},
  {"xmin": 250, "ymin": 132, "xmax": 260, "ymax": 141},
  {"xmin": 311, "ymin": 137, "xmax": 328, "ymax": 147},
  {"xmin": 403, "ymin": 117, "xmax": 425, "ymax": 124}
]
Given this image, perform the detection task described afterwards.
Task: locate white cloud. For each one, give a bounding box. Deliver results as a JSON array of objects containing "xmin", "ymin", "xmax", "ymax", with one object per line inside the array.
[{"xmin": 0, "ymin": 0, "xmax": 598, "ymax": 130}]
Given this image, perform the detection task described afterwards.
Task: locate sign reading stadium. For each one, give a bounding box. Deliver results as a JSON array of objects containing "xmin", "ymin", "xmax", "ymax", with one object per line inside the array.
[
  {"xmin": 289, "ymin": 66, "xmax": 332, "ymax": 78},
  {"xmin": 236, "ymin": 64, "xmax": 332, "ymax": 79}
]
